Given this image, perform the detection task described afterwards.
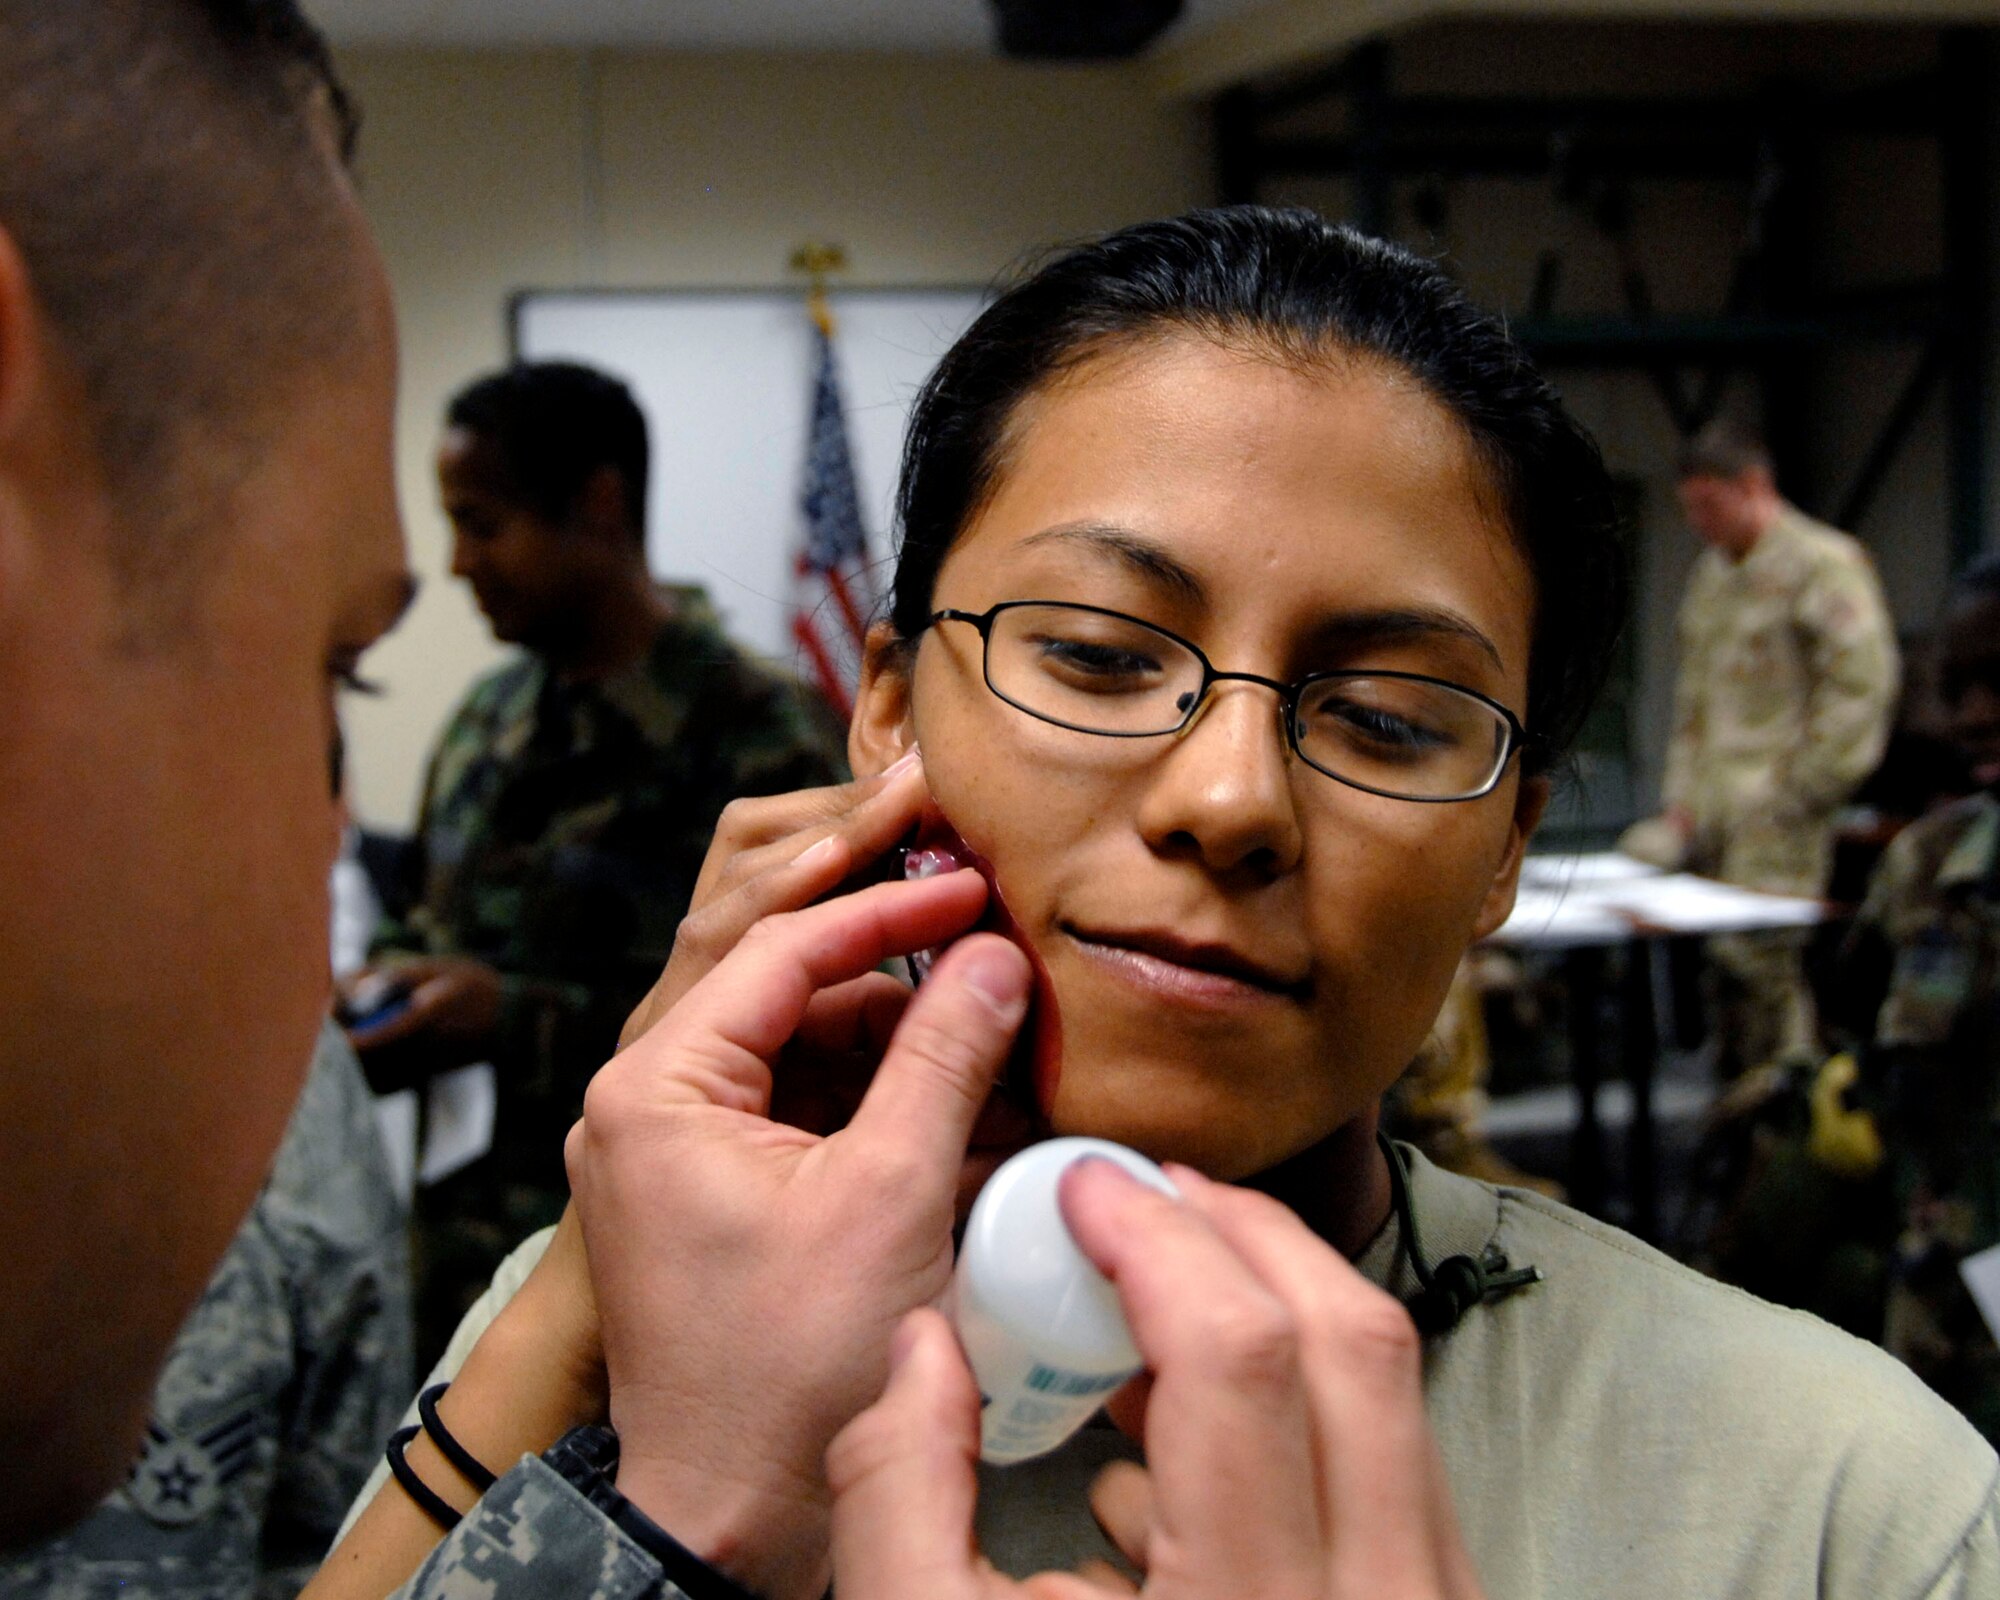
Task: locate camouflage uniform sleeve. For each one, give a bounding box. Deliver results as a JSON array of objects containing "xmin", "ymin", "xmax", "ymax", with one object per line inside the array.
[
  {"xmin": 369, "ymin": 693, "xmax": 483, "ymax": 961},
  {"xmin": 1660, "ymin": 567, "xmax": 1710, "ymax": 817},
  {"xmin": 1785, "ymin": 549, "xmax": 1899, "ymax": 815},
  {"xmin": 1827, "ymin": 821, "xmax": 1924, "ymax": 1047},
  {"xmin": 489, "ymin": 970, "xmax": 601, "ymax": 1085},
  {"xmin": 484, "ymin": 658, "xmax": 848, "ymax": 1084},
  {"xmin": 257, "ymin": 1027, "xmax": 415, "ymax": 1593},
  {"xmin": 389, "ymin": 1458, "xmax": 673, "ymax": 1600}
]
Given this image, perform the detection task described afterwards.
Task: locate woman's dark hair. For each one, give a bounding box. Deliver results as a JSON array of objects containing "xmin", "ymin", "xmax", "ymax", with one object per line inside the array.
[{"xmin": 890, "ymin": 206, "xmax": 1627, "ymax": 775}]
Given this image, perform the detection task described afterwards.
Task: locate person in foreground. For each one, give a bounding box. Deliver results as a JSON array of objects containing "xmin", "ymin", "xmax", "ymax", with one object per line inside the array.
[
  {"xmin": 0, "ymin": 1024, "xmax": 411, "ymax": 1599},
  {"xmin": 0, "ymin": 0, "xmax": 410, "ymax": 1549},
  {"xmin": 316, "ymin": 209, "xmax": 1996, "ymax": 1599}
]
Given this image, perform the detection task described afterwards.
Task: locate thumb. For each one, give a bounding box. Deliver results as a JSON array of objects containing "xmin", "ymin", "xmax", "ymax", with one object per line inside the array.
[
  {"xmin": 827, "ymin": 1309, "xmax": 986, "ymax": 1600},
  {"xmin": 841, "ymin": 933, "xmax": 1028, "ymax": 1192}
]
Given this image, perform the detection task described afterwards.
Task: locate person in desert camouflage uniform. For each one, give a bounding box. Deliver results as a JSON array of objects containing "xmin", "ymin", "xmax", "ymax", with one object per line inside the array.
[
  {"xmin": 1623, "ymin": 418, "xmax": 1897, "ymax": 1076},
  {"xmin": 0, "ymin": 1024, "xmax": 410, "ymax": 1599},
  {"xmin": 349, "ymin": 363, "xmax": 845, "ymax": 1360},
  {"xmin": 1835, "ymin": 556, "xmax": 2000, "ymax": 1444}
]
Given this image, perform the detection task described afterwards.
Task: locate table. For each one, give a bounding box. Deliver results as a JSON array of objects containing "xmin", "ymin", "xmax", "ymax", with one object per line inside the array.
[{"xmin": 1484, "ymin": 854, "xmax": 1831, "ymax": 1239}]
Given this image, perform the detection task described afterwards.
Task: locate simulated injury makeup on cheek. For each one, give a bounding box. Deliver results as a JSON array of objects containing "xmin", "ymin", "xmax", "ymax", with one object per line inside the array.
[{"xmin": 904, "ymin": 809, "xmax": 1064, "ymax": 1117}]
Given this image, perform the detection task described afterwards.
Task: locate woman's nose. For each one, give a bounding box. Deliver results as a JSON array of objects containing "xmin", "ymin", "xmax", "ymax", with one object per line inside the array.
[{"xmin": 1133, "ymin": 681, "xmax": 1305, "ymax": 879}]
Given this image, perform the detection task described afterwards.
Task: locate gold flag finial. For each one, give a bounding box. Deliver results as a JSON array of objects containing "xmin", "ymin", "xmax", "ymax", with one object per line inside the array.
[{"xmin": 789, "ymin": 241, "xmax": 848, "ymax": 339}]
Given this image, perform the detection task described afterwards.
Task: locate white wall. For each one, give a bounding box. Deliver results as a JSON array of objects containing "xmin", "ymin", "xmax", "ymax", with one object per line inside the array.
[
  {"xmin": 336, "ymin": 47, "xmax": 1208, "ymax": 828},
  {"xmin": 336, "ymin": 27, "xmax": 1998, "ymax": 832}
]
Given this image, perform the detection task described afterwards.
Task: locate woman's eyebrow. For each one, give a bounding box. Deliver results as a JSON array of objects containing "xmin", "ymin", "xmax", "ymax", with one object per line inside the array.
[
  {"xmin": 1310, "ymin": 607, "xmax": 1505, "ymax": 670},
  {"xmin": 1016, "ymin": 522, "xmax": 1206, "ymax": 605}
]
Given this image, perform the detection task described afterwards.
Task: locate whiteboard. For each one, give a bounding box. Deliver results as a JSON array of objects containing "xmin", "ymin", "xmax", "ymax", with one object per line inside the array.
[{"xmin": 513, "ymin": 287, "xmax": 986, "ymax": 663}]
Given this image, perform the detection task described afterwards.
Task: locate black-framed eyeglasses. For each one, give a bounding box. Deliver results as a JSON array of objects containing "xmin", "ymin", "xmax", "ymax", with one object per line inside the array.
[{"xmin": 925, "ymin": 601, "xmax": 1528, "ymax": 804}]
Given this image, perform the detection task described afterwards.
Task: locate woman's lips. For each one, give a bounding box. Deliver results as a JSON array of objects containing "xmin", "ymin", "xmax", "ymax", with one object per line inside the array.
[{"xmin": 1065, "ymin": 927, "xmax": 1306, "ymax": 1008}]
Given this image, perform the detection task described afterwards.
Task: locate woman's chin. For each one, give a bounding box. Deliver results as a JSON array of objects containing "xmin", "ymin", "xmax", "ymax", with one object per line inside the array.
[{"xmin": 1045, "ymin": 1073, "xmax": 1333, "ymax": 1182}]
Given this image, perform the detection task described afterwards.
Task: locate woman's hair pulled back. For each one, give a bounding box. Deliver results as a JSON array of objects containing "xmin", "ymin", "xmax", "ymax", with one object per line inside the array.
[{"xmin": 891, "ymin": 205, "xmax": 1626, "ymax": 774}]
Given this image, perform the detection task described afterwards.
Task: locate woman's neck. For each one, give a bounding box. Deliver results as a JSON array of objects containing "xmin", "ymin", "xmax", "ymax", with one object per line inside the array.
[{"xmin": 1247, "ymin": 1108, "xmax": 1393, "ymax": 1259}]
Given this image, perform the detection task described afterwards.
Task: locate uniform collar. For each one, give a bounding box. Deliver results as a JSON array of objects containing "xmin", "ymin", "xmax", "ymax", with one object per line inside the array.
[
  {"xmin": 1353, "ymin": 1142, "xmax": 1504, "ymax": 1300},
  {"xmin": 1732, "ymin": 504, "xmax": 1801, "ymax": 573}
]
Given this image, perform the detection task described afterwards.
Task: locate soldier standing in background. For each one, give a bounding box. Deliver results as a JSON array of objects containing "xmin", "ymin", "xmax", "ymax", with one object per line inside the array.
[
  {"xmin": 0, "ymin": 1025, "xmax": 411, "ymax": 1598},
  {"xmin": 345, "ymin": 362, "xmax": 846, "ymax": 1362},
  {"xmin": 1623, "ymin": 418, "xmax": 1898, "ymax": 1077},
  {"xmin": 1834, "ymin": 555, "xmax": 2000, "ymax": 1445}
]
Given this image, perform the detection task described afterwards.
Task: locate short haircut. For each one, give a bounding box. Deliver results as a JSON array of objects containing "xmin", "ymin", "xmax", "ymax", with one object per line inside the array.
[
  {"xmin": 0, "ymin": 1, "xmax": 363, "ymax": 567},
  {"xmin": 445, "ymin": 362, "xmax": 651, "ymax": 541},
  {"xmin": 1675, "ymin": 416, "xmax": 1773, "ymax": 482}
]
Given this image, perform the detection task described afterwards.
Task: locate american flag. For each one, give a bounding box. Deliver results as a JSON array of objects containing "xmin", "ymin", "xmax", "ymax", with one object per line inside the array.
[{"xmin": 792, "ymin": 308, "xmax": 874, "ymax": 721}]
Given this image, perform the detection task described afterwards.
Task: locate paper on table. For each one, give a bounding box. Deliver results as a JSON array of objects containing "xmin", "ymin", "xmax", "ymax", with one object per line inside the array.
[
  {"xmin": 1491, "ymin": 857, "xmax": 1827, "ymax": 948},
  {"xmin": 1493, "ymin": 886, "xmax": 1633, "ymax": 948},
  {"xmin": 371, "ymin": 1089, "xmax": 418, "ymax": 1206},
  {"xmin": 1600, "ymin": 872, "xmax": 1824, "ymax": 933},
  {"xmin": 1961, "ymin": 1244, "xmax": 2000, "ymax": 1342},
  {"xmin": 1518, "ymin": 851, "xmax": 1662, "ymax": 890},
  {"xmin": 418, "ymin": 1061, "xmax": 496, "ymax": 1186}
]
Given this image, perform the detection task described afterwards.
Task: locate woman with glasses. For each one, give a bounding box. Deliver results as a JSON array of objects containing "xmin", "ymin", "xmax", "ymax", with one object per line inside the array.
[{"xmin": 315, "ymin": 210, "xmax": 1995, "ymax": 1600}]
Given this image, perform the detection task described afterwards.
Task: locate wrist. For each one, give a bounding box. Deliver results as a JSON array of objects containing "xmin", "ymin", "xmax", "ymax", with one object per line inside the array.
[
  {"xmin": 613, "ymin": 1450, "xmax": 829, "ymax": 1600},
  {"xmin": 442, "ymin": 1286, "xmax": 606, "ymax": 1470}
]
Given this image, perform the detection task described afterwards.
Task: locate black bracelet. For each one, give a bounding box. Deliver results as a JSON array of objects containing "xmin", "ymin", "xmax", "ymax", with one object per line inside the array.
[
  {"xmin": 386, "ymin": 1424, "xmax": 463, "ymax": 1533},
  {"xmin": 417, "ymin": 1383, "xmax": 498, "ymax": 1492},
  {"xmin": 543, "ymin": 1425, "xmax": 763, "ymax": 1600}
]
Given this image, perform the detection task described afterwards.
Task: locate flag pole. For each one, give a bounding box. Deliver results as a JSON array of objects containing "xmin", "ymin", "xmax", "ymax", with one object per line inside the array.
[
  {"xmin": 787, "ymin": 241, "xmax": 863, "ymax": 720},
  {"xmin": 789, "ymin": 240, "xmax": 847, "ymax": 339}
]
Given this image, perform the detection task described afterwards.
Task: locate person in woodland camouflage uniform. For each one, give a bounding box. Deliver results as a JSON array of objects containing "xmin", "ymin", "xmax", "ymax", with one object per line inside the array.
[
  {"xmin": 1622, "ymin": 418, "xmax": 1897, "ymax": 1076},
  {"xmin": 1834, "ymin": 556, "xmax": 2000, "ymax": 1444},
  {"xmin": 0, "ymin": 1024, "xmax": 410, "ymax": 1598},
  {"xmin": 346, "ymin": 362, "xmax": 846, "ymax": 1360}
]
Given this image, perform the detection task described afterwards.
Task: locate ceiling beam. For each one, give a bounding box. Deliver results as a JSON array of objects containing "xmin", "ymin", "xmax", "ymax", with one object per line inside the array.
[{"xmin": 1147, "ymin": 0, "xmax": 2000, "ymax": 100}]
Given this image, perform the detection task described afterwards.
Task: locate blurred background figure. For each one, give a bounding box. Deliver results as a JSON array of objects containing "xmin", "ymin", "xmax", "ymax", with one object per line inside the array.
[
  {"xmin": 1828, "ymin": 555, "xmax": 2000, "ymax": 1444},
  {"xmin": 328, "ymin": 724, "xmax": 382, "ymax": 985},
  {"xmin": 344, "ymin": 361, "xmax": 845, "ymax": 1361},
  {"xmin": 1622, "ymin": 418, "xmax": 1898, "ymax": 1078},
  {"xmin": 0, "ymin": 1024, "xmax": 411, "ymax": 1598},
  {"xmin": 1388, "ymin": 954, "xmax": 1564, "ymax": 1199}
]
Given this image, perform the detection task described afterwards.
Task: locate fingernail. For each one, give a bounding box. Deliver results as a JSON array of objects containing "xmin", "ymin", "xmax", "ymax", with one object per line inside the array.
[
  {"xmin": 792, "ymin": 833, "xmax": 843, "ymax": 870},
  {"xmin": 960, "ymin": 942, "xmax": 1030, "ymax": 1016},
  {"xmin": 884, "ymin": 745, "xmax": 922, "ymax": 777},
  {"xmin": 1068, "ymin": 1154, "xmax": 1139, "ymax": 1189}
]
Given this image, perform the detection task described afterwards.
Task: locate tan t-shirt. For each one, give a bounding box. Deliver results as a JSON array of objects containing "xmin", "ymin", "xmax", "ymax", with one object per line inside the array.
[{"xmin": 351, "ymin": 1151, "xmax": 1999, "ymax": 1597}]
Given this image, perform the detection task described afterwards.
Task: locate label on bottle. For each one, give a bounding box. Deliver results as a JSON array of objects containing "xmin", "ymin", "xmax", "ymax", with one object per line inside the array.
[{"xmin": 964, "ymin": 1321, "xmax": 1135, "ymax": 1465}]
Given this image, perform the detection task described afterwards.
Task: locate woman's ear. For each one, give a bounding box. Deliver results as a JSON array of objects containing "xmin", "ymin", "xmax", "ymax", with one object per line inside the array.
[
  {"xmin": 1471, "ymin": 773, "xmax": 1550, "ymax": 942},
  {"xmin": 849, "ymin": 621, "xmax": 916, "ymax": 778}
]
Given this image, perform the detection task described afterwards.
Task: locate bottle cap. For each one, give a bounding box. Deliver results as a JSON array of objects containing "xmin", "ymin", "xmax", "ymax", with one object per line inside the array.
[{"xmin": 959, "ymin": 1137, "xmax": 1178, "ymax": 1369}]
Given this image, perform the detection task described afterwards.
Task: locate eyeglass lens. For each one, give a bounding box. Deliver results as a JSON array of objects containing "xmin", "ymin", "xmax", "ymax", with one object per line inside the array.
[{"xmin": 982, "ymin": 603, "xmax": 1510, "ymax": 801}]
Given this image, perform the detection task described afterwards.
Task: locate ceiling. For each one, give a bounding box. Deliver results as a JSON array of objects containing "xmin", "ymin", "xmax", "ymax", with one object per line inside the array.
[
  {"xmin": 305, "ymin": 0, "xmax": 1997, "ymax": 97},
  {"xmin": 304, "ymin": 0, "xmax": 1259, "ymax": 53}
]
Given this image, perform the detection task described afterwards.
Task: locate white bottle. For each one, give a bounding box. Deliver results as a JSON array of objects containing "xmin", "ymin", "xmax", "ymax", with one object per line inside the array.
[{"xmin": 950, "ymin": 1137, "xmax": 1178, "ymax": 1465}]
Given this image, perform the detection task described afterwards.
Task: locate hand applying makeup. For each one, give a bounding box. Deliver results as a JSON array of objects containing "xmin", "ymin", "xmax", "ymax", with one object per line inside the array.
[{"xmin": 568, "ymin": 868, "xmax": 1034, "ymax": 1600}]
